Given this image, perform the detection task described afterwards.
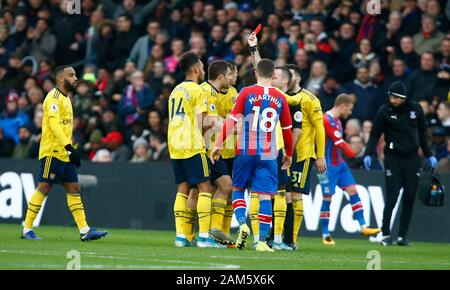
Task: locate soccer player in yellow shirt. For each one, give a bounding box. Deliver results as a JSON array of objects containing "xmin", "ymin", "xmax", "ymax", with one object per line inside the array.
[
  {"xmin": 21, "ymin": 66, "xmax": 108, "ymax": 241},
  {"xmin": 169, "ymin": 52, "xmax": 220, "ymax": 248},
  {"xmin": 283, "ymin": 64, "xmax": 327, "ymax": 249}
]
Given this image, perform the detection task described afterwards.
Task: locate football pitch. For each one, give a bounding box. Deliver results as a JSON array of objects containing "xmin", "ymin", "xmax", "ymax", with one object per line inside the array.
[{"xmin": 1, "ymin": 224, "xmax": 449, "ymax": 270}]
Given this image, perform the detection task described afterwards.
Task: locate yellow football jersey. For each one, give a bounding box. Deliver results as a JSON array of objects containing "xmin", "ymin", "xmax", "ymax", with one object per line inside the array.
[
  {"xmin": 200, "ymin": 81, "xmax": 220, "ymax": 152},
  {"xmin": 39, "ymin": 88, "xmax": 73, "ymax": 162},
  {"xmin": 217, "ymin": 86, "xmax": 238, "ymax": 159},
  {"xmin": 168, "ymin": 81, "xmax": 207, "ymax": 159},
  {"xmin": 291, "ymin": 88, "xmax": 325, "ymax": 162}
]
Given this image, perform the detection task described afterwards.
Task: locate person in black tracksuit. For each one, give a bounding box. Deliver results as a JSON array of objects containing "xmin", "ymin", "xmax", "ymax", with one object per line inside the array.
[{"xmin": 363, "ymin": 81, "xmax": 438, "ymax": 246}]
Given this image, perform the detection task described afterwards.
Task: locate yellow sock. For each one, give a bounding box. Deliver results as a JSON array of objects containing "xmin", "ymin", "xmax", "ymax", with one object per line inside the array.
[
  {"xmin": 24, "ymin": 190, "xmax": 47, "ymax": 229},
  {"xmin": 67, "ymin": 193, "xmax": 88, "ymax": 230},
  {"xmin": 184, "ymin": 208, "xmax": 197, "ymax": 241},
  {"xmin": 249, "ymin": 192, "xmax": 260, "ymax": 241},
  {"xmin": 274, "ymin": 191, "xmax": 287, "ymax": 240},
  {"xmin": 174, "ymin": 192, "xmax": 188, "ymax": 237},
  {"xmin": 292, "ymin": 197, "xmax": 304, "ymax": 243},
  {"xmin": 222, "ymin": 199, "xmax": 233, "ymax": 236},
  {"xmin": 211, "ymin": 197, "xmax": 227, "ymax": 230},
  {"xmin": 197, "ymin": 192, "xmax": 212, "ymax": 236}
]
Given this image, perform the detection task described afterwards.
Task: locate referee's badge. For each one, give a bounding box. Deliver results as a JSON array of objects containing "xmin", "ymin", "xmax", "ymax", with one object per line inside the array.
[
  {"xmin": 294, "ymin": 111, "xmax": 302, "ymax": 122},
  {"xmin": 51, "ymin": 103, "xmax": 58, "ymax": 112},
  {"xmin": 410, "ymin": 111, "xmax": 417, "ymax": 119}
]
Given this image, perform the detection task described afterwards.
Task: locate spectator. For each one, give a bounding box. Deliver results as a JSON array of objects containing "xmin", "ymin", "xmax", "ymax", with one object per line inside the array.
[
  {"xmin": 294, "ymin": 48, "xmax": 310, "ymax": 86},
  {"xmin": 332, "ymin": 22, "xmax": 357, "ymax": 84},
  {"xmin": 23, "ymin": 18, "xmax": 56, "ymax": 62},
  {"xmin": 92, "ymin": 148, "xmax": 112, "ymax": 163},
  {"xmin": 207, "ymin": 24, "xmax": 226, "ymax": 59},
  {"xmin": 118, "ymin": 70, "xmax": 155, "ymax": 129},
  {"xmin": 396, "ymin": 36, "xmax": 420, "ymax": 73},
  {"xmin": 383, "ymin": 58, "xmax": 409, "ymax": 93},
  {"xmin": 96, "ymin": 20, "xmax": 116, "ymax": 70},
  {"xmin": 164, "ymin": 38, "xmax": 184, "ymax": 74},
  {"xmin": 362, "ymin": 120, "xmax": 373, "ymax": 145},
  {"xmin": 149, "ymin": 133, "xmax": 169, "ymax": 161},
  {"xmin": 84, "ymin": 9, "xmax": 105, "ymax": 68},
  {"xmin": 352, "ymin": 38, "xmax": 376, "ymax": 70},
  {"xmin": 101, "ymin": 130, "xmax": 131, "ymax": 162},
  {"xmin": 346, "ymin": 134, "xmax": 365, "ymax": 169},
  {"xmin": 344, "ymin": 67, "xmax": 381, "ymax": 122},
  {"xmin": 130, "ymin": 137, "xmax": 149, "ymax": 163},
  {"xmin": 430, "ymin": 127, "xmax": 448, "ymax": 161},
  {"xmin": 84, "ymin": 129, "xmax": 103, "ymax": 160},
  {"xmin": 100, "ymin": 0, "xmax": 159, "ymax": 28},
  {"xmin": 408, "ymin": 52, "xmax": 438, "ymax": 102},
  {"xmin": 436, "ymin": 101, "xmax": 450, "ymax": 131},
  {"xmin": 0, "ymin": 24, "xmax": 16, "ymax": 66},
  {"xmin": 0, "ymin": 127, "xmax": 15, "ymax": 157},
  {"xmin": 413, "ymin": 14, "xmax": 445, "ymax": 55},
  {"xmin": 10, "ymin": 14, "xmax": 27, "ymax": 49},
  {"xmin": 436, "ymin": 139, "xmax": 450, "ymax": 174},
  {"xmin": 111, "ymin": 13, "xmax": 140, "ymax": 70},
  {"xmin": 344, "ymin": 118, "xmax": 362, "ymax": 138},
  {"xmin": 317, "ymin": 74, "xmax": 343, "ymax": 112},
  {"xmin": 147, "ymin": 109, "xmax": 166, "ymax": 136},
  {"xmin": 129, "ymin": 21, "xmax": 159, "ymax": 71},
  {"xmin": 305, "ymin": 60, "xmax": 327, "ymax": 95},
  {"xmin": 12, "ymin": 125, "xmax": 35, "ymax": 159},
  {"xmin": 0, "ymin": 92, "xmax": 29, "ymax": 143},
  {"xmin": 401, "ymin": 0, "xmax": 422, "ymax": 36}
]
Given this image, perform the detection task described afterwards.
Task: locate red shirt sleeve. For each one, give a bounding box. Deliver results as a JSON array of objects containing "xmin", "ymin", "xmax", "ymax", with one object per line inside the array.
[
  {"xmin": 280, "ymin": 94, "xmax": 293, "ymax": 157},
  {"xmin": 323, "ymin": 113, "xmax": 356, "ymax": 158}
]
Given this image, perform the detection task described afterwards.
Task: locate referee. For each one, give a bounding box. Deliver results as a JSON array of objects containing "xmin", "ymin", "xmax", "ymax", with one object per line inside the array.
[{"xmin": 363, "ymin": 81, "xmax": 437, "ymax": 246}]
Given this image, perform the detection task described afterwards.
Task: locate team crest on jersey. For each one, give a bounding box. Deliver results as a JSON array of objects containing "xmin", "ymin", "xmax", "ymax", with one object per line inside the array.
[
  {"xmin": 294, "ymin": 111, "xmax": 302, "ymax": 122},
  {"xmin": 334, "ymin": 130, "xmax": 341, "ymax": 138},
  {"xmin": 51, "ymin": 103, "xmax": 58, "ymax": 112},
  {"xmin": 210, "ymin": 104, "xmax": 216, "ymax": 111},
  {"xmin": 410, "ymin": 111, "xmax": 417, "ymax": 119}
]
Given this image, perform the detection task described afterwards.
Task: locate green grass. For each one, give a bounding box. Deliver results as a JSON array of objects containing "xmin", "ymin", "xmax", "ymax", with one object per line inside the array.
[{"xmin": 1, "ymin": 224, "xmax": 449, "ymax": 270}]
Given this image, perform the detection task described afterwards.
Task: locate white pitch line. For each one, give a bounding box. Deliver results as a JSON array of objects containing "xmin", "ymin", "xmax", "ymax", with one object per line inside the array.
[
  {"xmin": 0, "ymin": 249, "xmax": 240, "ymax": 270},
  {"xmin": 0, "ymin": 263, "xmax": 239, "ymax": 270}
]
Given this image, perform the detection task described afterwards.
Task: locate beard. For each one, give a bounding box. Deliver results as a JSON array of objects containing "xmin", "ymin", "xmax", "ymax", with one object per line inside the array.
[{"xmin": 64, "ymin": 79, "xmax": 77, "ymax": 92}]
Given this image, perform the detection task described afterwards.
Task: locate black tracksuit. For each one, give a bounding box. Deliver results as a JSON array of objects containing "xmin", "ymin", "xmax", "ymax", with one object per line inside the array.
[{"xmin": 365, "ymin": 100, "xmax": 432, "ymax": 238}]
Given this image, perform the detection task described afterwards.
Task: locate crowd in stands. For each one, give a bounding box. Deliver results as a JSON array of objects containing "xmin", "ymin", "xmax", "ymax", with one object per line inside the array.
[{"xmin": 0, "ymin": 0, "xmax": 448, "ymax": 172}]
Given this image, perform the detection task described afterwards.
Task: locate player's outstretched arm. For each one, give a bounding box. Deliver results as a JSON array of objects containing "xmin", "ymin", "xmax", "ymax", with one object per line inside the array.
[{"xmin": 248, "ymin": 33, "xmax": 261, "ymax": 68}]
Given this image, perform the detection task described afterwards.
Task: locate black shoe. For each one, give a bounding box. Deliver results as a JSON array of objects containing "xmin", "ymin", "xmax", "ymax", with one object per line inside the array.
[
  {"xmin": 381, "ymin": 235, "xmax": 393, "ymax": 246},
  {"xmin": 266, "ymin": 239, "xmax": 274, "ymax": 248},
  {"xmin": 396, "ymin": 237, "xmax": 411, "ymax": 246}
]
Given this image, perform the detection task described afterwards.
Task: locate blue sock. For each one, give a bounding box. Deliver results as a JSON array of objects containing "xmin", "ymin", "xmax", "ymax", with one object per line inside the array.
[
  {"xmin": 320, "ymin": 196, "xmax": 331, "ymax": 237},
  {"xmin": 258, "ymin": 199, "xmax": 272, "ymax": 242},
  {"xmin": 349, "ymin": 193, "xmax": 366, "ymax": 226},
  {"xmin": 232, "ymin": 190, "xmax": 247, "ymax": 225}
]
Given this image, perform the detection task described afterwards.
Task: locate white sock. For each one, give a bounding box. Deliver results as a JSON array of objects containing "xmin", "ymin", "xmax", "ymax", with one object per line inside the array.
[
  {"xmin": 23, "ymin": 227, "xmax": 32, "ymax": 235},
  {"xmin": 253, "ymin": 234, "xmax": 259, "ymax": 243},
  {"xmin": 360, "ymin": 225, "xmax": 367, "ymax": 231},
  {"xmin": 176, "ymin": 234, "xmax": 186, "ymax": 239},
  {"xmin": 199, "ymin": 232, "xmax": 209, "ymax": 239},
  {"xmin": 80, "ymin": 226, "xmax": 90, "ymax": 235},
  {"xmin": 274, "ymin": 234, "xmax": 282, "ymax": 244}
]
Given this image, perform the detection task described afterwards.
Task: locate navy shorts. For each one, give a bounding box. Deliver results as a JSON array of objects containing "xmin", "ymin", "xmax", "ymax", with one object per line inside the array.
[
  {"xmin": 171, "ymin": 153, "xmax": 211, "ymax": 186},
  {"xmin": 277, "ymin": 149, "xmax": 290, "ymax": 187},
  {"xmin": 290, "ymin": 155, "xmax": 315, "ymax": 195},
  {"xmin": 211, "ymin": 157, "xmax": 230, "ymax": 181},
  {"xmin": 222, "ymin": 157, "xmax": 234, "ymax": 177},
  {"xmin": 38, "ymin": 156, "xmax": 78, "ymax": 185},
  {"xmin": 233, "ymin": 154, "xmax": 278, "ymax": 194}
]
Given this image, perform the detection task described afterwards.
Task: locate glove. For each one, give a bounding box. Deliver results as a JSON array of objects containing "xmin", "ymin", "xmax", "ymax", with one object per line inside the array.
[
  {"xmin": 363, "ymin": 156, "xmax": 372, "ymax": 170},
  {"xmin": 65, "ymin": 144, "xmax": 81, "ymax": 167},
  {"xmin": 428, "ymin": 156, "xmax": 438, "ymax": 169}
]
